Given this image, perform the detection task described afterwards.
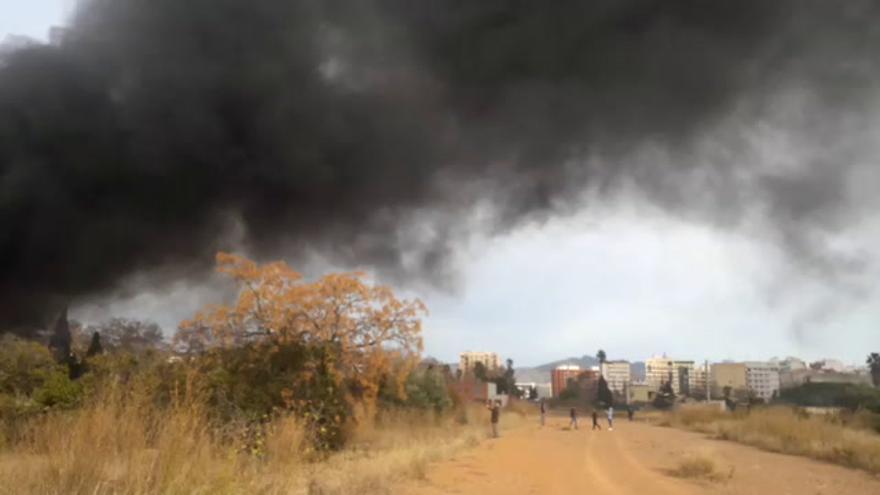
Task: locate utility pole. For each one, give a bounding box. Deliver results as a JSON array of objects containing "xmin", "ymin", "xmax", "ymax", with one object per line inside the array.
[{"xmin": 705, "ymin": 359, "xmax": 711, "ymax": 402}]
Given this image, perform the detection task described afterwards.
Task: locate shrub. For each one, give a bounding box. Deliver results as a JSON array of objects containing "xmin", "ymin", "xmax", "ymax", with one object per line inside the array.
[
  {"xmin": 0, "ymin": 335, "xmax": 64, "ymax": 397},
  {"xmin": 403, "ymin": 367, "xmax": 452, "ymax": 413},
  {"xmin": 32, "ymin": 370, "xmax": 82, "ymax": 409},
  {"xmin": 780, "ymin": 382, "xmax": 880, "ymax": 412},
  {"xmin": 670, "ymin": 454, "xmax": 727, "ymax": 482}
]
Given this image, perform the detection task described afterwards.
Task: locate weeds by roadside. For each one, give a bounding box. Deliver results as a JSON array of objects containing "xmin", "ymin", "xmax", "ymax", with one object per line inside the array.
[
  {"xmin": 0, "ymin": 393, "xmax": 519, "ymax": 495},
  {"xmin": 655, "ymin": 406, "xmax": 880, "ymax": 476}
]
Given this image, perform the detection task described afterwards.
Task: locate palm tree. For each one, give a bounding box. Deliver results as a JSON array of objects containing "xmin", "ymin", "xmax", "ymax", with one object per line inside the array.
[
  {"xmin": 596, "ymin": 349, "xmax": 607, "ymax": 365},
  {"xmin": 867, "ymin": 353, "xmax": 880, "ymax": 387}
]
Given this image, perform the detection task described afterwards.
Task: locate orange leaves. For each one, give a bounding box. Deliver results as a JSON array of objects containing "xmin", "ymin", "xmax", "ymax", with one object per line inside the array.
[{"xmin": 174, "ymin": 252, "xmax": 427, "ymax": 408}]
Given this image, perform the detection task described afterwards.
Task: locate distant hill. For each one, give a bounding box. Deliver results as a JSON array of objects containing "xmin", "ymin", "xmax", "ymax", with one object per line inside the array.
[{"xmin": 509, "ymin": 355, "xmax": 599, "ymax": 385}]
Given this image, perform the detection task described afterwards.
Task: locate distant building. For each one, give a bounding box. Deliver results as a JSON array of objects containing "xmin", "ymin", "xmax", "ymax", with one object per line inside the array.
[
  {"xmin": 780, "ymin": 369, "xmax": 872, "ymax": 389},
  {"xmin": 710, "ymin": 362, "xmax": 747, "ymax": 398},
  {"xmin": 626, "ymin": 382, "xmax": 656, "ymax": 404},
  {"xmin": 551, "ymin": 365, "xmax": 581, "ymax": 398},
  {"xmin": 744, "ymin": 362, "xmax": 780, "ymax": 401},
  {"xmin": 646, "ymin": 357, "xmax": 694, "ymax": 396},
  {"xmin": 515, "ymin": 382, "xmax": 552, "ymax": 399},
  {"xmin": 459, "ymin": 351, "xmax": 500, "ymax": 375},
  {"xmin": 772, "ymin": 356, "xmax": 807, "ymax": 372},
  {"xmin": 448, "ymin": 378, "xmax": 508, "ymax": 405},
  {"xmin": 600, "ymin": 360, "xmax": 631, "ymax": 395},
  {"xmin": 692, "ymin": 363, "xmax": 710, "ymax": 398},
  {"xmin": 806, "ymin": 372, "xmax": 872, "ymax": 386}
]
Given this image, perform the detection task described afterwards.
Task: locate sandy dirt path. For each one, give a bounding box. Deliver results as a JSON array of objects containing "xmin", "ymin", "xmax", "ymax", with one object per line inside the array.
[{"xmin": 397, "ymin": 414, "xmax": 880, "ymax": 494}]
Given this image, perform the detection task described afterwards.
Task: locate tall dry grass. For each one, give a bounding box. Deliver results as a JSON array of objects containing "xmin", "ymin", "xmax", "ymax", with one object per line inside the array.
[
  {"xmin": 0, "ymin": 392, "xmax": 518, "ymax": 494},
  {"xmin": 657, "ymin": 406, "xmax": 880, "ymax": 475}
]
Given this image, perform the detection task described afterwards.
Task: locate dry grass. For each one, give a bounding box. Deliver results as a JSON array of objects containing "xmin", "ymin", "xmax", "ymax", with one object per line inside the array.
[
  {"xmin": 0, "ymin": 396, "xmax": 518, "ymax": 495},
  {"xmin": 657, "ymin": 406, "xmax": 880, "ymax": 475},
  {"xmin": 668, "ymin": 452, "xmax": 731, "ymax": 483}
]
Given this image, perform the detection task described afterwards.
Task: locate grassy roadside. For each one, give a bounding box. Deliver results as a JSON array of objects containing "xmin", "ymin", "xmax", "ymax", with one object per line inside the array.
[
  {"xmin": 649, "ymin": 406, "xmax": 880, "ymax": 475},
  {"xmin": 0, "ymin": 399, "xmax": 528, "ymax": 495}
]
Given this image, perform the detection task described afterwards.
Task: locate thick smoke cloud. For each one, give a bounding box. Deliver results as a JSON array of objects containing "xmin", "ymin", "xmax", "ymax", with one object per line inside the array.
[{"xmin": 2, "ymin": 0, "xmax": 879, "ymax": 329}]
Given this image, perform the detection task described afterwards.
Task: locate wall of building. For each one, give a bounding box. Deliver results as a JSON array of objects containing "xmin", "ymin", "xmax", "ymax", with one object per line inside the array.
[
  {"xmin": 459, "ymin": 352, "xmax": 500, "ymax": 375},
  {"xmin": 710, "ymin": 362, "xmax": 747, "ymax": 398},
  {"xmin": 646, "ymin": 358, "xmax": 694, "ymax": 396},
  {"xmin": 601, "ymin": 361, "xmax": 632, "ymax": 394},
  {"xmin": 551, "ymin": 365, "xmax": 581, "ymax": 398},
  {"xmin": 744, "ymin": 362, "xmax": 780, "ymax": 401},
  {"xmin": 627, "ymin": 383, "xmax": 655, "ymax": 404}
]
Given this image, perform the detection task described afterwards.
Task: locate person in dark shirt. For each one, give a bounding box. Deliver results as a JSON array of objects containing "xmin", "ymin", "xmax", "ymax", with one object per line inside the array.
[
  {"xmin": 627, "ymin": 406, "xmax": 634, "ymax": 421},
  {"xmin": 539, "ymin": 399, "xmax": 547, "ymax": 427},
  {"xmin": 592, "ymin": 409, "xmax": 602, "ymax": 430},
  {"xmin": 569, "ymin": 407, "xmax": 578, "ymax": 430},
  {"xmin": 487, "ymin": 400, "xmax": 501, "ymax": 438}
]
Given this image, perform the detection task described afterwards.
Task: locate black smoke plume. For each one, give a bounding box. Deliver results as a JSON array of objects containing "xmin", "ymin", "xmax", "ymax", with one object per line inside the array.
[{"xmin": 2, "ymin": 1, "xmax": 879, "ymax": 331}]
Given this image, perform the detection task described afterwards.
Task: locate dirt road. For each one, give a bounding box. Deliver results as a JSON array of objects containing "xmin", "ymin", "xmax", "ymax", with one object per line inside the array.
[{"xmin": 397, "ymin": 415, "xmax": 880, "ymax": 494}]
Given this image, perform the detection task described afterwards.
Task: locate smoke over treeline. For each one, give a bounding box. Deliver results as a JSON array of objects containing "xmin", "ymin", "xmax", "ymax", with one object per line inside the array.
[{"xmin": 2, "ymin": 0, "xmax": 879, "ymax": 329}]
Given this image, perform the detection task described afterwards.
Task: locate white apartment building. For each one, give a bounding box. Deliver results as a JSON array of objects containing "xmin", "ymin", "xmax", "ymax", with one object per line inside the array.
[
  {"xmin": 600, "ymin": 360, "xmax": 631, "ymax": 395},
  {"xmin": 646, "ymin": 357, "xmax": 695, "ymax": 396},
  {"xmin": 744, "ymin": 361, "xmax": 780, "ymax": 401},
  {"xmin": 459, "ymin": 351, "xmax": 500, "ymax": 375}
]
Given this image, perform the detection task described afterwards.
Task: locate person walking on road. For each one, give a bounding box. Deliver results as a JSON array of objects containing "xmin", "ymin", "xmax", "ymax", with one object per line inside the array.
[
  {"xmin": 487, "ymin": 400, "xmax": 501, "ymax": 438},
  {"xmin": 539, "ymin": 399, "xmax": 547, "ymax": 427},
  {"xmin": 627, "ymin": 406, "xmax": 634, "ymax": 421},
  {"xmin": 607, "ymin": 406, "xmax": 614, "ymax": 431},
  {"xmin": 591, "ymin": 409, "xmax": 602, "ymax": 430},
  {"xmin": 569, "ymin": 407, "xmax": 578, "ymax": 430}
]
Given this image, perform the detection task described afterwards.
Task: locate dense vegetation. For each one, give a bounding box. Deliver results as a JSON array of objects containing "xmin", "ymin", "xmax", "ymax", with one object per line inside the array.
[
  {"xmin": 779, "ymin": 383, "xmax": 880, "ymax": 413},
  {"xmin": 0, "ymin": 253, "xmax": 461, "ymax": 453}
]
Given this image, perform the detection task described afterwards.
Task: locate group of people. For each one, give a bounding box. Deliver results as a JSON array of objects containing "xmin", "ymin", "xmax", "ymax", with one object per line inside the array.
[
  {"xmin": 488, "ymin": 398, "xmax": 635, "ymax": 438},
  {"xmin": 567, "ymin": 404, "xmax": 614, "ymax": 430}
]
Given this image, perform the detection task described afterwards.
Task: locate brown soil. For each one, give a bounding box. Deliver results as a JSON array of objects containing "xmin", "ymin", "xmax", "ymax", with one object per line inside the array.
[{"xmin": 396, "ymin": 414, "xmax": 880, "ymax": 494}]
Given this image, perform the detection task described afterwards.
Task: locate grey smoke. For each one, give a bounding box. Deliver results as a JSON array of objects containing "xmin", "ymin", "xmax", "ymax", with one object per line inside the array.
[{"xmin": 1, "ymin": 0, "xmax": 879, "ymax": 331}]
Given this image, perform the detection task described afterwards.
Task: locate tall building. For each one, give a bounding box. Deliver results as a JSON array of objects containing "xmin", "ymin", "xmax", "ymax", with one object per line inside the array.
[
  {"xmin": 600, "ymin": 360, "xmax": 631, "ymax": 395},
  {"xmin": 459, "ymin": 351, "xmax": 500, "ymax": 375},
  {"xmin": 645, "ymin": 357, "xmax": 694, "ymax": 396},
  {"xmin": 744, "ymin": 362, "xmax": 780, "ymax": 401},
  {"xmin": 692, "ymin": 363, "xmax": 710, "ymax": 398},
  {"xmin": 710, "ymin": 362, "xmax": 747, "ymax": 398},
  {"xmin": 551, "ymin": 365, "xmax": 581, "ymax": 398}
]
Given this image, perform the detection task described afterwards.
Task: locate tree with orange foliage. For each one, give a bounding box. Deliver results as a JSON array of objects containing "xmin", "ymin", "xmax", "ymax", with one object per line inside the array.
[{"xmin": 176, "ymin": 253, "xmax": 427, "ymax": 446}]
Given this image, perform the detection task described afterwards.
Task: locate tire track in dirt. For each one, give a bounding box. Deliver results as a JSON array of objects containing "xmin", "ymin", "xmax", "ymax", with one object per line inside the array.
[{"xmin": 582, "ymin": 425, "xmax": 699, "ymax": 495}]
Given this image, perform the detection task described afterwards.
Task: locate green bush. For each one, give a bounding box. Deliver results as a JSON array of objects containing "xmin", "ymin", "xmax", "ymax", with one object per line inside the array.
[
  {"xmin": 780, "ymin": 383, "xmax": 880, "ymax": 413},
  {"xmin": 195, "ymin": 342, "xmax": 352, "ymax": 451},
  {"xmin": 0, "ymin": 335, "xmax": 64, "ymax": 396},
  {"xmin": 404, "ymin": 367, "xmax": 452, "ymax": 413},
  {"xmin": 33, "ymin": 370, "xmax": 82, "ymax": 408},
  {"xmin": 0, "ymin": 335, "xmax": 84, "ymax": 443}
]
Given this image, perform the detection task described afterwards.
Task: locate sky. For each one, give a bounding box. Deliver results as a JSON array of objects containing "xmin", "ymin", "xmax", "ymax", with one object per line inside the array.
[
  {"xmin": 0, "ymin": 0, "xmax": 69, "ymax": 42},
  {"xmin": 2, "ymin": 2, "xmax": 878, "ymax": 368}
]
